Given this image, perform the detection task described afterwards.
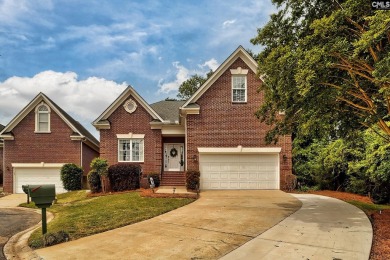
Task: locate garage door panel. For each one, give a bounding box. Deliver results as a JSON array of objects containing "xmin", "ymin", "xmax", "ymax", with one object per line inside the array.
[
  {"xmin": 14, "ymin": 167, "xmax": 66, "ymax": 194},
  {"xmin": 200, "ymin": 153, "xmax": 279, "ymax": 190}
]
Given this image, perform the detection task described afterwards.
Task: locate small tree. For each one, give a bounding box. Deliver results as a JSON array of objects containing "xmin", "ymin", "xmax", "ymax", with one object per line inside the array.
[
  {"xmin": 90, "ymin": 158, "xmax": 109, "ymax": 193},
  {"xmin": 60, "ymin": 163, "xmax": 83, "ymax": 191}
]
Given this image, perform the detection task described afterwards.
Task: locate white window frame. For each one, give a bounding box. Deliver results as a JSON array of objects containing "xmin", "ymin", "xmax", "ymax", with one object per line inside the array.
[
  {"xmin": 35, "ymin": 103, "xmax": 51, "ymax": 133},
  {"xmin": 117, "ymin": 133, "xmax": 145, "ymax": 163},
  {"xmin": 231, "ymin": 67, "xmax": 249, "ymax": 103}
]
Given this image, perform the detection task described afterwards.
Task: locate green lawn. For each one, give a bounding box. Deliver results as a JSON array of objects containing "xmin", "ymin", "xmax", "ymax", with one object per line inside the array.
[
  {"xmin": 22, "ymin": 190, "xmax": 195, "ymax": 248},
  {"xmin": 346, "ymin": 200, "xmax": 390, "ymax": 213}
]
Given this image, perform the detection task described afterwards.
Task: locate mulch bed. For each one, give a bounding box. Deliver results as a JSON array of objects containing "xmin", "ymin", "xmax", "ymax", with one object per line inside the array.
[
  {"xmin": 87, "ymin": 188, "xmax": 198, "ymax": 199},
  {"xmin": 140, "ymin": 188, "xmax": 198, "ymax": 199},
  {"xmin": 298, "ymin": 190, "xmax": 390, "ymax": 260}
]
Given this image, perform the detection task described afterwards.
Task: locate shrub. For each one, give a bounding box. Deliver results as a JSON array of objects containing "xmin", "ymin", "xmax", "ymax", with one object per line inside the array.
[
  {"xmin": 88, "ymin": 170, "xmax": 102, "ymax": 193},
  {"xmin": 147, "ymin": 173, "xmax": 160, "ymax": 187},
  {"xmin": 43, "ymin": 231, "xmax": 69, "ymax": 247},
  {"xmin": 60, "ymin": 164, "xmax": 83, "ymax": 191},
  {"xmin": 186, "ymin": 170, "xmax": 200, "ymax": 190},
  {"xmin": 108, "ymin": 164, "xmax": 141, "ymax": 191},
  {"xmin": 90, "ymin": 157, "xmax": 108, "ymax": 176}
]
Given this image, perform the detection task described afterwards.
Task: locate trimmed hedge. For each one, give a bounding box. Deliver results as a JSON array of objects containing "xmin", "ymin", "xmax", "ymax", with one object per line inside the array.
[
  {"xmin": 87, "ymin": 170, "xmax": 102, "ymax": 193},
  {"xmin": 147, "ymin": 173, "xmax": 160, "ymax": 187},
  {"xmin": 108, "ymin": 164, "xmax": 141, "ymax": 191},
  {"xmin": 186, "ymin": 170, "xmax": 200, "ymax": 190},
  {"xmin": 60, "ymin": 164, "xmax": 83, "ymax": 191}
]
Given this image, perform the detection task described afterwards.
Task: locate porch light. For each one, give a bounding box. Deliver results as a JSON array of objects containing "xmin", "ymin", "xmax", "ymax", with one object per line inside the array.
[{"xmin": 192, "ymin": 154, "xmax": 198, "ymax": 162}]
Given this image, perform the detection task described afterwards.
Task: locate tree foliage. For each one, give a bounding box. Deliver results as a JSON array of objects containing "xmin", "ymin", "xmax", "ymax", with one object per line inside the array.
[
  {"xmin": 252, "ymin": 0, "xmax": 390, "ymax": 141},
  {"xmin": 177, "ymin": 71, "xmax": 213, "ymax": 100},
  {"xmin": 294, "ymin": 128, "xmax": 390, "ymax": 203}
]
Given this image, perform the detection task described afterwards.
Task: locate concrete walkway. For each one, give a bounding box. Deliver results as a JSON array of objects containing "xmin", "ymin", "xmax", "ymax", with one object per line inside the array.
[
  {"xmin": 221, "ymin": 194, "xmax": 372, "ymax": 260},
  {"xmin": 0, "ymin": 194, "xmax": 28, "ymax": 208},
  {"xmin": 35, "ymin": 190, "xmax": 301, "ymax": 259}
]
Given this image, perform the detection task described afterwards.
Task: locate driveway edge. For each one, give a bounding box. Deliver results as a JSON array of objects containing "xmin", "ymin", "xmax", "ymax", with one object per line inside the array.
[{"xmin": 4, "ymin": 208, "xmax": 54, "ymax": 260}]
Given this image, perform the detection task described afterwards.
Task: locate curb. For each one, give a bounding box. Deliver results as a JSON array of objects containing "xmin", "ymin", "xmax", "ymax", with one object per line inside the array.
[{"xmin": 4, "ymin": 208, "xmax": 54, "ymax": 260}]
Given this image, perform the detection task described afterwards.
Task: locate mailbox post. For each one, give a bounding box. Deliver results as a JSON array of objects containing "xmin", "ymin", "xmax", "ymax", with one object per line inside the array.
[{"xmin": 28, "ymin": 184, "xmax": 56, "ymax": 235}]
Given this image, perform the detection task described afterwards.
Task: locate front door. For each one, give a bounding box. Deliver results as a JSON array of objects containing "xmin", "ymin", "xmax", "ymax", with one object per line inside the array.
[{"xmin": 164, "ymin": 143, "xmax": 184, "ymax": 171}]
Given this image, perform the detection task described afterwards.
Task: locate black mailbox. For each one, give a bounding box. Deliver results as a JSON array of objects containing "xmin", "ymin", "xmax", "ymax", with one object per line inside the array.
[{"xmin": 28, "ymin": 184, "xmax": 56, "ymax": 208}]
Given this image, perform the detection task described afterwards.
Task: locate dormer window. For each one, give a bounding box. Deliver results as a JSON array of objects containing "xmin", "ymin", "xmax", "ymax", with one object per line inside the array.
[
  {"xmin": 35, "ymin": 103, "xmax": 50, "ymax": 133},
  {"xmin": 230, "ymin": 67, "xmax": 248, "ymax": 103}
]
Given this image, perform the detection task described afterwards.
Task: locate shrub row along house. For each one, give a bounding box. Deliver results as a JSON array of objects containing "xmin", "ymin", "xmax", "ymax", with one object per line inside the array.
[{"xmin": 0, "ymin": 46, "xmax": 292, "ymax": 193}]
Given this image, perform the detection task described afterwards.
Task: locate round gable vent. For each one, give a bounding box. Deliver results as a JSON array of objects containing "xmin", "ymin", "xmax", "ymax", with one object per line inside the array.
[{"xmin": 124, "ymin": 99, "xmax": 137, "ymax": 114}]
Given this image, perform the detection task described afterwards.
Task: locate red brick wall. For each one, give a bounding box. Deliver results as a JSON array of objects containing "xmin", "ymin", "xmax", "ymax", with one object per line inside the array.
[
  {"xmin": 3, "ymin": 107, "xmax": 84, "ymax": 193},
  {"xmin": 82, "ymin": 143, "xmax": 99, "ymax": 174},
  {"xmin": 186, "ymin": 57, "xmax": 292, "ymax": 189},
  {"xmin": 99, "ymin": 95, "xmax": 162, "ymax": 174},
  {"xmin": 0, "ymin": 146, "xmax": 3, "ymax": 185}
]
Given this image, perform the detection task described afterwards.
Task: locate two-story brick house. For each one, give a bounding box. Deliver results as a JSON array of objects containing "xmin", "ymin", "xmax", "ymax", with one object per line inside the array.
[
  {"xmin": 93, "ymin": 46, "xmax": 292, "ymax": 190},
  {"xmin": 0, "ymin": 93, "xmax": 99, "ymax": 193}
]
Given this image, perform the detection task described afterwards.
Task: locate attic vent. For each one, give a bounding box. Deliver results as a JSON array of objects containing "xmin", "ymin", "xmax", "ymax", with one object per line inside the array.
[
  {"xmin": 124, "ymin": 99, "xmax": 137, "ymax": 114},
  {"xmin": 38, "ymin": 105, "xmax": 49, "ymax": 111}
]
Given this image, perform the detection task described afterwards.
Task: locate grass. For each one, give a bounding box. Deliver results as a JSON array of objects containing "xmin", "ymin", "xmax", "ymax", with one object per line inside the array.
[
  {"xmin": 21, "ymin": 190, "xmax": 195, "ymax": 248},
  {"xmin": 346, "ymin": 200, "xmax": 390, "ymax": 213}
]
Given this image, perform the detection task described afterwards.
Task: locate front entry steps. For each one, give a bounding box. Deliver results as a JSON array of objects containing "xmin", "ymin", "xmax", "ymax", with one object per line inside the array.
[{"xmin": 160, "ymin": 171, "xmax": 186, "ymax": 186}]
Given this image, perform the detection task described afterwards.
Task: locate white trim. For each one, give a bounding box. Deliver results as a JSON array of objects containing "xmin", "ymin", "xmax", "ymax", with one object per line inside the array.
[
  {"xmin": 180, "ymin": 107, "xmax": 200, "ymax": 115},
  {"xmin": 70, "ymin": 135, "xmax": 85, "ymax": 141},
  {"xmin": 197, "ymin": 146, "xmax": 281, "ymax": 154},
  {"xmin": 231, "ymin": 75, "xmax": 247, "ymax": 103},
  {"xmin": 230, "ymin": 67, "xmax": 249, "ymax": 75},
  {"xmin": 161, "ymin": 126, "xmax": 185, "ymax": 136},
  {"xmin": 182, "ymin": 46, "xmax": 258, "ymax": 107},
  {"xmin": 0, "ymin": 135, "xmax": 14, "ymax": 140},
  {"xmin": 93, "ymin": 86, "xmax": 163, "ymax": 128},
  {"xmin": 123, "ymin": 99, "xmax": 137, "ymax": 114},
  {"xmin": 35, "ymin": 102, "xmax": 51, "ymax": 133},
  {"xmin": 116, "ymin": 133, "xmax": 145, "ymax": 139},
  {"xmin": 117, "ymin": 138, "xmax": 145, "ymax": 163},
  {"xmin": 12, "ymin": 162, "xmax": 65, "ymax": 168}
]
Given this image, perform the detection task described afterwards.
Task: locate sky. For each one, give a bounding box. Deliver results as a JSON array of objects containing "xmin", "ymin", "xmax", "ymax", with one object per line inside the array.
[{"xmin": 0, "ymin": 0, "xmax": 276, "ymax": 138}]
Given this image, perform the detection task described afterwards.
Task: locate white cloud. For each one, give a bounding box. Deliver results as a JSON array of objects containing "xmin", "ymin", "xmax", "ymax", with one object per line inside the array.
[
  {"xmin": 222, "ymin": 19, "xmax": 236, "ymax": 28},
  {"xmin": 158, "ymin": 58, "xmax": 220, "ymax": 94},
  {"xmin": 158, "ymin": 62, "xmax": 190, "ymax": 93},
  {"xmin": 0, "ymin": 71, "xmax": 127, "ymax": 137},
  {"xmin": 201, "ymin": 58, "xmax": 219, "ymax": 71}
]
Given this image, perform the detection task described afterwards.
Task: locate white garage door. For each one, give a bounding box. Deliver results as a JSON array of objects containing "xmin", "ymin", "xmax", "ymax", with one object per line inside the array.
[
  {"xmin": 14, "ymin": 167, "xmax": 66, "ymax": 194},
  {"xmin": 199, "ymin": 154, "xmax": 279, "ymax": 190}
]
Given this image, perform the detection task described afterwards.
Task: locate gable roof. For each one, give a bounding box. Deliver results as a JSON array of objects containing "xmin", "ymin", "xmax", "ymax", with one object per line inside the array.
[
  {"xmin": 0, "ymin": 93, "xmax": 99, "ymax": 150},
  {"xmin": 0, "ymin": 124, "xmax": 4, "ymax": 132},
  {"xmin": 182, "ymin": 46, "xmax": 258, "ymax": 108},
  {"xmin": 150, "ymin": 100, "xmax": 186, "ymax": 123},
  {"xmin": 93, "ymin": 86, "xmax": 164, "ymax": 128}
]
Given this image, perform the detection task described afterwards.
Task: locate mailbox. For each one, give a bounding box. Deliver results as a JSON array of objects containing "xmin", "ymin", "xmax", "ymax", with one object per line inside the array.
[
  {"xmin": 22, "ymin": 185, "xmax": 30, "ymax": 204},
  {"xmin": 28, "ymin": 184, "xmax": 56, "ymax": 208}
]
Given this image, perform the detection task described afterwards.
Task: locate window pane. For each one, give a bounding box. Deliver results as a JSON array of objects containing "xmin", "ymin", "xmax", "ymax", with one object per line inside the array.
[
  {"xmin": 233, "ymin": 89, "xmax": 246, "ymax": 102},
  {"xmin": 39, "ymin": 113, "xmax": 48, "ymax": 122},
  {"xmin": 39, "ymin": 122, "xmax": 48, "ymax": 131},
  {"xmin": 233, "ymin": 76, "xmax": 245, "ymax": 89}
]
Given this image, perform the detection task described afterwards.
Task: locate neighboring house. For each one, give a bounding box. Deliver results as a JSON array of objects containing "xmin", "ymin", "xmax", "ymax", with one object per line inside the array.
[
  {"xmin": 94, "ymin": 46, "xmax": 292, "ymax": 190},
  {"xmin": 0, "ymin": 124, "xmax": 4, "ymax": 185},
  {"xmin": 0, "ymin": 93, "xmax": 99, "ymax": 193}
]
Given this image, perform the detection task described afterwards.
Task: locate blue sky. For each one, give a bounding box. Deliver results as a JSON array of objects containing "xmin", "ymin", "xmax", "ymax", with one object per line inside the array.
[{"xmin": 0, "ymin": 0, "xmax": 275, "ymax": 137}]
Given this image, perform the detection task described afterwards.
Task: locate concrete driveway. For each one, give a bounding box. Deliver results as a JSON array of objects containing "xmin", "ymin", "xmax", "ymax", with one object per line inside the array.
[
  {"xmin": 221, "ymin": 194, "xmax": 372, "ymax": 260},
  {"xmin": 35, "ymin": 190, "xmax": 301, "ymax": 259}
]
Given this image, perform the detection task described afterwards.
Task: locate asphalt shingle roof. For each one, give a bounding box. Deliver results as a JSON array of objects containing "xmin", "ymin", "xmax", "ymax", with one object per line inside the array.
[{"xmin": 150, "ymin": 100, "xmax": 186, "ymax": 123}]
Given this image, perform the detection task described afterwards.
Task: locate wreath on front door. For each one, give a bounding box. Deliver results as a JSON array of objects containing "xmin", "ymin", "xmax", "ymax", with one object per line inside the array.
[{"xmin": 170, "ymin": 147, "xmax": 178, "ymax": 157}]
